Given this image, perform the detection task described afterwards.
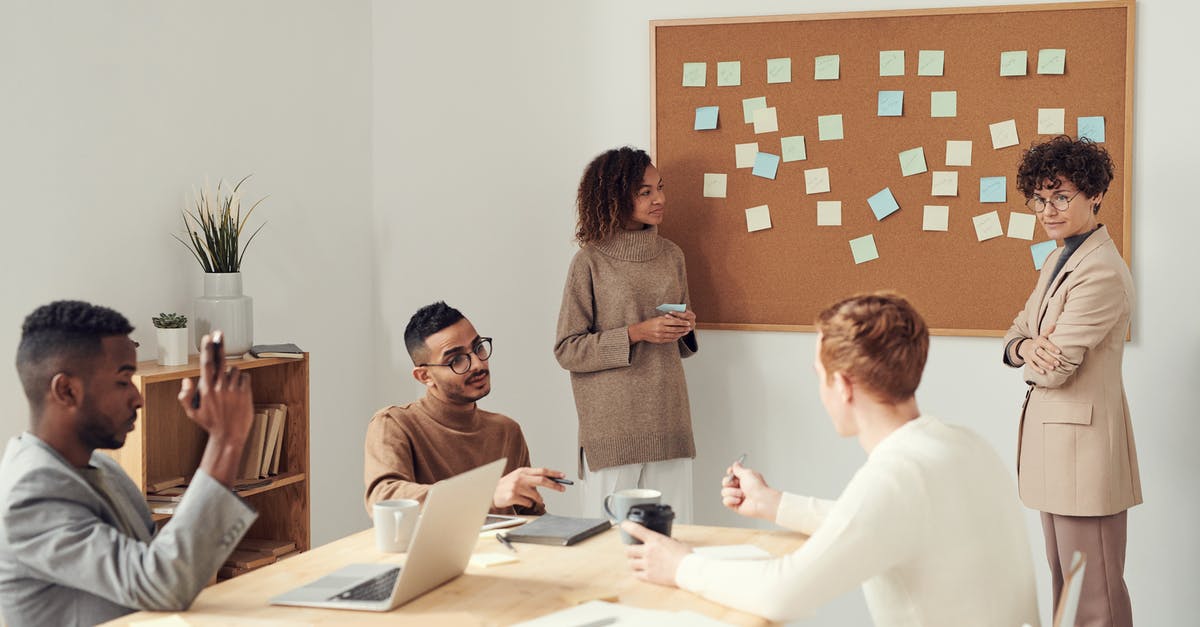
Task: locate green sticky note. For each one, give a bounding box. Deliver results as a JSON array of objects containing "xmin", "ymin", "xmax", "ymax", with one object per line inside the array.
[
  {"xmin": 1037, "ymin": 49, "xmax": 1066, "ymax": 75},
  {"xmin": 850, "ymin": 234, "xmax": 879, "ymax": 264},
  {"xmin": 899, "ymin": 147, "xmax": 927, "ymax": 177},
  {"xmin": 818, "ymin": 114, "xmax": 843, "ymax": 141},
  {"xmin": 682, "ymin": 62, "xmax": 707, "ymax": 87},
  {"xmin": 930, "ymin": 91, "xmax": 957, "ymax": 118},
  {"xmin": 766, "ymin": 57, "xmax": 791, "ymax": 84},
  {"xmin": 879, "ymin": 50, "xmax": 904, "ymax": 76},
  {"xmin": 717, "ymin": 61, "xmax": 741, "ymax": 87},
  {"xmin": 815, "ymin": 55, "xmax": 840, "ymax": 80},
  {"xmin": 1000, "ymin": 51, "xmax": 1027, "ymax": 77},
  {"xmin": 917, "ymin": 50, "xmax": 944, "ymax": 76},
  {"xmin": 742, "ymin": 96, "xmax": 767, "ymax": 124},
  {"xmin": 781, "ymin": 135, "xmax": 807, "ymax": 162}
]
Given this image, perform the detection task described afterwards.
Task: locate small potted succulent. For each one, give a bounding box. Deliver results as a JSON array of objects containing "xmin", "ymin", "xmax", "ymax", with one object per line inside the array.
[{"xmin": 152, "ymin": 313, "xmax": 189, "ymax": 366}]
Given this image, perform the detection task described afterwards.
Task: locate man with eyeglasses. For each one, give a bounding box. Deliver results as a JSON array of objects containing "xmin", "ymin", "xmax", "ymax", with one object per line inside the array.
[{"xmin": 363, "ymin": 301, "xmax": 566, "ymax": 515}]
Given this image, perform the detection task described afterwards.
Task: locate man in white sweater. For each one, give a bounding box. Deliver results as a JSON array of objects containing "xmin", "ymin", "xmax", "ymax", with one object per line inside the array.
[{"xmin": 623, "ymin": 292, "xmax": 1040, "ymax": 627}]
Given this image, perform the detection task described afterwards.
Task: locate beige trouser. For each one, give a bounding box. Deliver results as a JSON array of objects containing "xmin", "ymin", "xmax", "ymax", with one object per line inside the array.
[{"xmin": 1041, "ymin": 510, "xmax": 1132, "ymax": 627}]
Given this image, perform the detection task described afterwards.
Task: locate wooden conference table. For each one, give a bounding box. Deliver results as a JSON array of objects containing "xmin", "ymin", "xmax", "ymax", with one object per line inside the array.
[{"xmin": 106, "ymin": 523, "xmax": 807, "ymax": 626}]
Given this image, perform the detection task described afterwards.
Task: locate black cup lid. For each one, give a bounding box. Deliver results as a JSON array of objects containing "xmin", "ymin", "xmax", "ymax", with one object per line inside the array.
[{"xmin": 626, "ymin": 503, "xmax": 675, "ymax": 522}]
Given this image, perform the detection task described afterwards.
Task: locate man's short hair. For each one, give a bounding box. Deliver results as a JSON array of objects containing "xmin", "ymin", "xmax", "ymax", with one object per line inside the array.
[
  {"xmin": 16, "ymin": 300, "xmax": 134, "ymax": 414},
  {"xmin": 814, "ymin": 291, "xmax": 929, "ymax": 404},
  {"xmin": 403, "ymin": 301, "xmax": 465, "ymax": 363}
]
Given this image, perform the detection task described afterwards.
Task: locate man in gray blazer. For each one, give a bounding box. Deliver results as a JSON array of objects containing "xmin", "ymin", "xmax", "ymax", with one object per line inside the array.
[{"xmin": 0, "ymin": 301, "xmax": 259, "ymax": 626}]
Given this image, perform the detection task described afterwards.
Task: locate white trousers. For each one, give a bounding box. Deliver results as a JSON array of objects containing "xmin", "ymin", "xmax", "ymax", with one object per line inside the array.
[{"xmin": 580, "ymin": 452, "xmax": 693, "ymax": 524}]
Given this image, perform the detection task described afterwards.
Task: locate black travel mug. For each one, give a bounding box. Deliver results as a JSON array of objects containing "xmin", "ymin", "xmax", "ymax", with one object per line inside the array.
[{"xmin": 625, "ymin": 503, "xmax": 675, "ymax": 544}]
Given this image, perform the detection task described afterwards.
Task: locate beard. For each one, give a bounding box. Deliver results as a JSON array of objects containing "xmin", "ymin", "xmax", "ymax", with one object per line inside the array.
[
  {"xmin": 441, "ymin": 369, "xmax": 491, "ymax": 405},
  {"xmin": 77, "ymin": 402, "xmax": 131, "ymax": 450}
]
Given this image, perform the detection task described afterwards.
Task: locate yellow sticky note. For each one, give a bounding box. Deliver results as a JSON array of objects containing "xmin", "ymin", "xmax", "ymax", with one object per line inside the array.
[
  {"xmin": 818, "ymin": 114, "xmax": 844, "ymax": 141},
  {"xmin": 879, "ymin": 50, "xmax": 904, "ymax": 76},
  {"xmin": 1038, "ymin": 108, "xmax": 1065, "ymax": 135},
  {"xmin": 931, "ymin": 171, "xmax": 958, "ymax": 196},
  {"xmin": 814, "ymin": 54, "xmax": 840, "ymax": 80},
  {"xmin": 1037, "ymin": 49, "xmax": 1066, "ymax": 75},
  {"xmin": 804, "ymin": 167, "xmax": 831, "ymax": 194},
  {"xmin": 817, "ymin": 201, "xmax": 842, "ymax": 226},
  {"xmin": 766, "ymin": 57, "xmax": 791, "ymax": 84},
  {"xmin": 745, "ymin": 205, "xmax": 772, "ymax": 232},
  {"xmin": 682, "ymin": 62, "xmax": 707, "ymax": 87},
  {"xmin": 716, "ymin": 61, "xmax": 741, "ymax": 87},
  {"xmin": 923, "ymin": 205, "xmax": 949, "ymax": 231},
  {"xmin": 703, "ymin": 173, "xmax": 727, "ymax": 198},
  {"xmin": 742, "ymin": 96, "xmax": 767, "ymax": 123},
  {"xmin": 973, "ymin": 211, "xmax": 1003, "ymax": 241},
  {"xmin": 753, "ymin": 107, "xmax": 779, "ymax": 134},
  {"xmin": 850, "ymin": 234, "xmax": 879, "ymax": 264},
  {"xmin": 899, "ymin": 147, "xmax": 927, "ymax": 177},
  {"xmin": 1007, "ymin": 212, "xmax": 1036, "ymax": 240},
  {"xmin": 781, "ymin": 135, "xmax": 807, "ymax": 162},
  {"xmin": 917, "ymin": 50, "xmax": 945, "ymax": 76},
  {"xmin": 1000, "ymin": 50, "xmax": 1027, "ymax": 76},
  {"xmin": 989, "ymin": 119, "xmax": 1019, "ymax": 149},
  {"xmin": 946, "ymin": 140, "xmax": 972, "ymax": 166},
  {"xmin": 735, "ymin": 143, "xmax": 759, "ymax": 169}
]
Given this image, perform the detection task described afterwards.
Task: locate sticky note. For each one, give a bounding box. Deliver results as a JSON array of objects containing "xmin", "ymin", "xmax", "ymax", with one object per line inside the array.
[
  {"xmin": 815, "ymin": 54, "xmax": 840, "ymax": 80},
  {"xmin": 745, "ymin": 205, "xmax": 772, "ymax": 232},
  {"xmin": 717, "ymin": 61, "xmax": 741, "ymax": 87},
  {"xmin": 1008, "ymin": 212, "xmax": 1036, "ymax": 240},
  {"xmin": 694, "ymin": 106, "xmax": 719, "ymax": 130},
  {"xmin": 899, "ymin": 147, "xmax": 927, "ymax": 176},
  {"xmin": 917, "ymin": 50, "xmax": 945, "ymax": 76},
  {"xmin": 818, "ymin": 114, "xmax": 844, "ymax": 140},
  {"xmin": 973, "ymin": 210, "xmax": 1003, "ymax": 241},
  {"xmin": 1000, "ymin": 51, "xmax": 1028, "ymax": 76},
  {"xmin": 1037, "ymin": 49, "xmax": 1066, "ymax": 75},
  {"xmin": 1038, "ymin": 108, "xmax": 1065, "ymax": 134},
  {"xmin": 702, "ymin": 173, "xmax": 727, "ymax": 198},
  {"xmin": 990, "ymin": 119, "xmax": 1019, "ymax": 149},
  {"xmin": 946, "ymin": 140, "xmax": 972, "ymax": 166},
  {"xmin": 850, "ymin": 234, "xmax": 879, "ymax": 264},
  {"xmin": 878, "ymin": 91, "xmax": 904, "ymax": 117},
  {"xmin": 980, "ymin": 176, "xmax": 1007, "ymax": 203},
  {"xmin": 931, "ymin": 171, "xmax": 958, "ymax": 196},
  {"xmin": 752, "ymin": 152, "xmax": 780, "ymax": 179},
  {"xmin": 735, "ymin": 143, "xmax": 759, "ymax": 168},
  {"xmin": 923, "ymin": 205, "xmax": 949, "ymax": 231},
  {"xmin": 879, "ymin": 50, "xmax": 904, "ymax": 76},
  {"xmin": 817, "ymin": 200, "xmax": 842, "ymax": 226},
  {"xmin": 1031, "ymin": 240, "xmax": 1058, "ymax": 270},
  {"xmin": 767, "ymin": 57, "xmax": 791, "ymax": 84},
  {"xmin": 804, "ymin": 167, "xmax": 830, "ymax": 194},
  {"xmin": 930, "ymin": 91, "xmax": 957, "ymax": 118},
  {"xmin": 868, "ymin": 188, "xmax": 900, "ymax": 221},
  {"xmin": 781, "ymin": 135, "xmax": 807, "ymax": 162},
  {"xmin": 753, "ymin": 107, "xmax": 779, "ymax": 134},
  {"xmin": 1078, "ymin": 116, "xmax": 1105, "ymax": 142},
  {"xmin": 682, "ymin": 62, "xmax": 707, "ymax": 87},
  {"xmin": 742, "ymin": 96, "xmax": 767, "ymax": 124}
]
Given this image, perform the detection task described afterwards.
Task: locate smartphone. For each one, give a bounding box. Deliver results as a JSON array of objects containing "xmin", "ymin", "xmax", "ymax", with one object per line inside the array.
[
  {"xmin": 481, "ymin": 514, "xmax": 525, "ymax": 531},
  {"xmin": 192, "ymin": 333, "xmax": 224, "ymax": 409}
]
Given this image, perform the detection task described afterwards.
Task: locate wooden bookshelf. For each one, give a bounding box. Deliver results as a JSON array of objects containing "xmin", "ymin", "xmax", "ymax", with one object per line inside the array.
[{"xmin": 104, "ymin": 354, "xmax": 311, "ymax": 563}]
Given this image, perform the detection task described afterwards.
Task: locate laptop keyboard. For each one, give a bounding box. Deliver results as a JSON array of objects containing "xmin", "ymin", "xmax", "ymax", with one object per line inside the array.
[{"xmin": 330, "ymin": 567, "xmax": 401, "ymax": 602}]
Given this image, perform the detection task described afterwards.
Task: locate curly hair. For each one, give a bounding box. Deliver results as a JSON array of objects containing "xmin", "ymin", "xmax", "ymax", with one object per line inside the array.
[
  {"xmin": 404, "ymin": 301, "xmax": 465, "ymax": 364},
  {"xmin": 1016, "ymin": 135, "xmax": 1114, "ymax": 212},
  {"xmin": 814, "ymin": 291, "xmax": 929, "ymax": 404},
  {"xmin": 574, "ymin": 147, "xmax": 653, "ymax": 246}
]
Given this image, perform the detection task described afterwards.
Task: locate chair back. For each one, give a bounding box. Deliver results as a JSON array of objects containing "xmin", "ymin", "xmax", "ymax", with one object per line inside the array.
[{"xmin": 1053, "ymin": 551, "xmax": 1087, "ymax": 627}]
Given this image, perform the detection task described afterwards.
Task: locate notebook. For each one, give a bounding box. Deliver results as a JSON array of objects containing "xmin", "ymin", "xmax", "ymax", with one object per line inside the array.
[{"xmin": 500, "ymin": 514, "xmax": 610, "ymax": 546}]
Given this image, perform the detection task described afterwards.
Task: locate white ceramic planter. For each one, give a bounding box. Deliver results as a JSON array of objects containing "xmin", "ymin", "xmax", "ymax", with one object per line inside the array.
[
  {"xmin": 194, "ymin": 272, "xmax": 253, "ymax": 357},
  {"xmin": 155, "ymin": 327, "xmax": 189, "ymax": 366}
]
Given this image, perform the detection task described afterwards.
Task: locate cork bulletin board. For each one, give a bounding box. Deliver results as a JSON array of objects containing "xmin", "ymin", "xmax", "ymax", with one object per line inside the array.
[{"xmin": 651, "ymin": 1, "xmax": 1133, "ymax": 336}]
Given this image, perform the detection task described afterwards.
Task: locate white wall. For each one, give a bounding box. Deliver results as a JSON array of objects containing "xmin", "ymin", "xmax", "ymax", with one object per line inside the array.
[
  {"xmin": 0, "ymin": 0, "xmax": 375, "ymax": 546},
  {"xmin": 374, "ymin": 1, "xmax": 1199, "ymax": 625}
]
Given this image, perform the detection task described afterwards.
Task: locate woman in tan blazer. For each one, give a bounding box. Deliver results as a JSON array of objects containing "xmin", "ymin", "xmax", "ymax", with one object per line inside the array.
[{"xmin": 1002, "ymin": 136, "xmax": 1139, "ymax": 627}]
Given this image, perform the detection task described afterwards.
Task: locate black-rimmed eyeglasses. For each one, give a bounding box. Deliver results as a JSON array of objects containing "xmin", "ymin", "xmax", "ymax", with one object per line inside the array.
[
  {"xmin": 1026, "ymin": 190, "xmax": 1082, "ymax": 214},
  {"xmin": 419, "ymin": 337, "xmax": 492, "ymax": 374}
]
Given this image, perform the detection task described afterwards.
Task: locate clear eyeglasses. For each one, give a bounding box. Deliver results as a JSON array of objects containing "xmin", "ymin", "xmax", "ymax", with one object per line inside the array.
[
  {"xmin": 1026, "ymin": 190, "xmax": 1082, "ymax": 213},
  {"xmin": 419, "ymin": 337, "xmax": 493, "ymax": 374}
]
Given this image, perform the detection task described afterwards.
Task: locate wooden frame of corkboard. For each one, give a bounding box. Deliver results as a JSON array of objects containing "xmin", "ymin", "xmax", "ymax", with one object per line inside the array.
[{"xmin": 650, "ymin": 1, "xmax": 1133, "ymax": 336}]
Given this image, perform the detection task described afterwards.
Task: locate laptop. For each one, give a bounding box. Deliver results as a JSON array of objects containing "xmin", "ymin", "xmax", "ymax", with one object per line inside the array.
[{"xmin": 269, "ymin": 458, "xmax": 503, "ymax": 611}]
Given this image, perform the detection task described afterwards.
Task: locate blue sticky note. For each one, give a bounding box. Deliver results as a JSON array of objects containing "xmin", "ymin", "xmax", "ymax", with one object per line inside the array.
[
  {"xmin": 1078, "ymin": 116, "xmax": 1105, "ymax": 142},
  {"xmin": 1031, "ymin": 240, "xmax": 1058, "ymax": 271},
  {"xmin": 656, "ymin": 303, "xmax": 686, "ymax": 313},
  {"xmin": 752, "ymin": 152, "xmax": 780, "ymax": 180},
  {"xmin": 980, "ymin": 176, "xmax": 1007, "ymax": 203},
  {"xmin": 867, "ymin": 188, "xmax": 900, "ymax": 220},
  {"xmin": 878, "ymin": 91, "xmax": 903, "ymax": 117},
  {"xmin": 694, "ymin": 106, "xmax": 719, "ymax": 130}
]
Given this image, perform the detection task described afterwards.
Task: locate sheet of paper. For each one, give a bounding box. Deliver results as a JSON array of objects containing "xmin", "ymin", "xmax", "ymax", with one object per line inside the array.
[
  {"xmin": 1038, "ymin": 108, "xmax": 1065, "ymax": 134},
  {"xmin": 1037, "ymin": 48, "xmax": 1066, "ymax": 75},
  {"xmin": 1000, "ymin": 50, "xmax": 1028, "ymax": 76},
  {"xmin": 868, "ymin": 188, "xmax": 900, "ymax": 220},
  {"xmin": 752, "ymin": 152, "xmax": 780, "ymax": 179},
  {"xmin": 923, "ymin": 205, "xmax": 949, "ymax": 231},
  {"xmin": 469, "ymin": 552, "xmax": 519, "ymax": 568},
  {"xmin": 980, "ymin": 176, "xmax": 1007, "ymax": 203},
  {"xmin": 804, "ymin": 167, "xmax": 830, "ymax": 194},
  {"xmin": 682, "ymin": 62, "xmax": 706, "ymax": 87},
  {"xmin": 850, "ymin": 234, "xmax": 879, "ymax": 264},
  {"xmin": 735, "ymin": 142, "xmax": 759, "ymax": 169},
  {"xmin": 946, "ymin": 140, "xmax": 972, "ymax": 166},
  {"xmin": 513, "ymin": 600, "xmax": 645, "ymax": 627},
  {"xmin": 930, "ymin": 91, "xmax": 957, "ymax": 118},
  {"xmin": 973, "ymin": 210, "xmax": 1003, "ymax": 241},
  {"xmin": 1008, "ymin": 211, "xmax": 1036, "ymax": 240},
  {"xmin": 817, "ymin": 200, "xmax": 842, "ymax": 226},
  {"xmin": 879, "ymin": 50, "xmax": 904, "ymax": 76},
  {"xmin": 1030, "ymin": 240, "xmax": 1058, "ymax": 270},
  {"xmin": 878, "ymin": 90, "xmax": 903, "ymax": 117},
  {"xmin": 990, "ymin": 119, "xmax": 1019, "ymax": 149},
  {"xmin": 745, "ymin": 205, "xmax": 772, "ymax": 232},
  {"xmin": 693, "ymin": 544, "xmax": 772, "ymax": 560},
  {"xmin": 814, "ymin": 54, "xmax": 840, "ymax": 80},
  {"xmin": 1078, "ymin": 116, "xmax": 1105, "ymax": 142},
  {"xmin": 753, "ymin": 106, "xmax": 779, "ymax": 134},
  {"xmin": 766, "ymin": 57, "xmax": 791, "ymax": 84},
  {"xmin": 899, "ymin": 147, "xmax": 927, "ymax": 176},
  {"xmin": 781, "ymin": 135, "xmax": 807, "ymax": 162},
  {"xmin": 818, "ymin": 114, "xmax": 844, "ymax": 141},
  {"xmin": 931, "ymin": 171, "xmax": 958, "ymax": 196},
  {"xmin": 716, "ymin": 61, "xmax": 741, "ymax": 87},
  {"xmin": 694, "ymin": 106, "xmax": 718, "ymax": 131},
  {"xmin": 703, "ymin": 173, "xmax": 727, "ymax": 198},
  {"xmin": 917, "ymin": 50, "xmax": 945, "ymax": 76},
  {"xmin": 742, "ymin": 96, "xmax": 767, "ymax": 124}
]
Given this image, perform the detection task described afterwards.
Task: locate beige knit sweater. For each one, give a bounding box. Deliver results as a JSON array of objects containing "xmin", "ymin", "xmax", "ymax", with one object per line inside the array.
[{"xmin": 554, "ymin": 225, "xmax": 698, "ymax": 473}]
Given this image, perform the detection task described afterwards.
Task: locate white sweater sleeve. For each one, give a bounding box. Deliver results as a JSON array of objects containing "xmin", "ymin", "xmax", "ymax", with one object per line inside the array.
[
  {"xmin": 675, "ymin": 464, "xmax": 919, "ymax": 623},
  {"xmin": 774, "ymin": 491, "xmax": 835, "ymax": 534}
]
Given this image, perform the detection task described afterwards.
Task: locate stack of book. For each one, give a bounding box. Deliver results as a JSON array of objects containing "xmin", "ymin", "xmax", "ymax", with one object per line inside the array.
[
  {"xmin": 146, "ymin": 476, "xmax": 188, "ymax": 515},
  {"xmin": 237, "ymin": 403, "xmax": 288, "ymax": 482},
  {"xmin": 248, "ymin": 343, "xmax": 303, "ymax": 359},
  {"xmin": 218, "ymin": 537, "xmax": 298, "ymax": 579}
]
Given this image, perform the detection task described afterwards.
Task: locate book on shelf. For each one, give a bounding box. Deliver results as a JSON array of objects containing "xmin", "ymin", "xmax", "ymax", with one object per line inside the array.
[
  {"xmin": 146, "ymin": 475, "xmax": 186, "ymax": 493},
  {"xmin": 238, "ymin": 410, "xmax": 269, "ymax": 481},
  {"xmin": 237, "ymin": 537, "xmax": 296, "ymax": 557},
  {"xmin": 269, "ymin": 403, "xmax": 287, "ymax": 475},
  {"xmin": 149, "ymin": 504, "xmax": 176, "ymax": 516},
  {"xmin": 224, "ymin": 549, "xmax": 277, "ymax": 570},
  {"xmin": 146, "ymin": 486, "xmax": 186, "ymax": 502},
  {"xmin": 249, "ymin": 343, "xmax": 304, "ymax": 359},
  {"xmin": 259, "ymin": 404, "xmax": 287, "ymax": 477},
  {"xmin": 501, "ymin": 514, "xmax": 611, "ymax": 547}
]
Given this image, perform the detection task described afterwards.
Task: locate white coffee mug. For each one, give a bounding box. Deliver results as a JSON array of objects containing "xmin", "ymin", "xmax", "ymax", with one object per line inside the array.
[{"xmin": 373, "ymin": 498, "xmax": 420, "ymax": 553}]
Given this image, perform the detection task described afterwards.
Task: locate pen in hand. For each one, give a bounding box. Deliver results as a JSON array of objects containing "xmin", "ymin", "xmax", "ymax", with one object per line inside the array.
[
  {"xmin": 724, "ymin": 453, "xmax": 747, "ymax": 484},
  {"xmin": 548, "ymin": 476, "xmax": 574, "ymax": 486},
  {"xmin": 496, "ymin": 532, "xmax": 517, "ymax": 553}
]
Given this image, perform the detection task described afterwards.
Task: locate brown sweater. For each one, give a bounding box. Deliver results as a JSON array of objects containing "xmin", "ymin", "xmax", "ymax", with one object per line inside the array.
[
  {"xmin": 554, "ymin": 225, "xmax": 698, "ymax": 473},
  {"xmin": 363, "ymin": 393, "xmax": 543, "ymax": 515}
]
